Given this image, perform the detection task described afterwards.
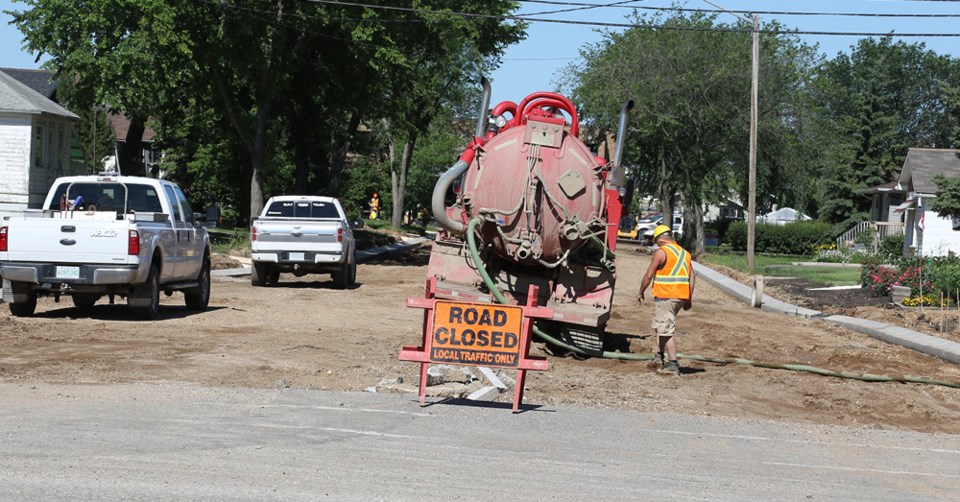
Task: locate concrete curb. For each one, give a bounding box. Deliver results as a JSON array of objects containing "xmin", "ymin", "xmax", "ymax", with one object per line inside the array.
[
  {"xmin": 212, "ymin": 236, "xmax": 430, "ymax": 278},
  {"xmin": 692, "ymin": 263, "xmax": 822, "ymax": 319},
  {"xmin": 693, "ymin": 261, "xmax": 960, "ymax": 365},
  {"xmin": 822, "ymin": 315, "xmax": 960, "ymax": 365}
]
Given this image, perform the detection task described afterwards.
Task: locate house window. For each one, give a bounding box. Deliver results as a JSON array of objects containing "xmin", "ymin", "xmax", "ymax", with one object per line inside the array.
[{"xmin": 953, "ymin": 216, "xmax": 960, "ymax": 231}]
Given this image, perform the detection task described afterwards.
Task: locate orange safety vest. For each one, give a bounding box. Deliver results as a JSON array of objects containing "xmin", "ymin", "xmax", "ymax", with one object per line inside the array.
[{"xmin": 653, "ymin": 241, "xmax": 692, "ymax": 300}]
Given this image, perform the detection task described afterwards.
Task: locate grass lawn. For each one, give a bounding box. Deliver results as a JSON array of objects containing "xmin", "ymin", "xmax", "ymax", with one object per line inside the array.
[{"xmin": 701, "ymin": 252, "xmax": 861, "ymax": 286}]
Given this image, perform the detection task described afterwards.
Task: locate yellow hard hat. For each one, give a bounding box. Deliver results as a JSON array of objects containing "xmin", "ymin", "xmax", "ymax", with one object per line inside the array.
[{"xmin": 652, "ymin": 225, "xmax": 672, "ymax": 240}]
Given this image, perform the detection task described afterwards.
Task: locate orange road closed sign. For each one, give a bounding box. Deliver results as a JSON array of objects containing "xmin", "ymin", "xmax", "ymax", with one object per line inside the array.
[{"xmin": 431, "ymin": 301, "xmax": 523, "ymax": 368}]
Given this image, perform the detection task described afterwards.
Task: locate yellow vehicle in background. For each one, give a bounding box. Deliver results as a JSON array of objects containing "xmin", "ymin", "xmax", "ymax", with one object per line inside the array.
[{"xmin": 617, "ymin": 212, "xmax": 662, "ymax": 240}]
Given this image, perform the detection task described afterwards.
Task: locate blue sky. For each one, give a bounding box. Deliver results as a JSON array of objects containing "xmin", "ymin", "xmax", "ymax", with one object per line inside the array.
[{"xmin": 2, "ymin": 0, "xmax": 958, "ymax": 104}]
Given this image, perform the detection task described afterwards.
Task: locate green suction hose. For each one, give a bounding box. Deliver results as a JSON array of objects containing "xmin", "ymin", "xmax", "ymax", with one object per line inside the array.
[{"xmin": 464, "ymin": 217, "xmax": 960, "ymax": 389}]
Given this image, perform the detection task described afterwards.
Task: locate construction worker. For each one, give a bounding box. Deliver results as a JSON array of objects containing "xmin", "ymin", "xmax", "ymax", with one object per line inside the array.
[
  {"xmin": 637, "ymin": 224, "xmax": 695, "ymax": 376},
  {"xmin": 369, "ymin": 193, "xmax": 380, "ymax": 220}
]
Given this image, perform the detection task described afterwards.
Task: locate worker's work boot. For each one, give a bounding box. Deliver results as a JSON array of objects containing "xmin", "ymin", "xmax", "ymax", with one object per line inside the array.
[
  {"xmin": 651, "ymin": 352, "xmax": 665, "ymax": 369},
  {"xmin": 658, "ymin": 360, "xmax": 681, "ymax": 376}
]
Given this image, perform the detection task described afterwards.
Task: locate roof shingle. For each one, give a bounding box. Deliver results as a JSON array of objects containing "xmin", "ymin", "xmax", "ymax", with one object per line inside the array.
[{"xmin": 0, "ymin": 69, "xmax": 78, "ymax": 119}]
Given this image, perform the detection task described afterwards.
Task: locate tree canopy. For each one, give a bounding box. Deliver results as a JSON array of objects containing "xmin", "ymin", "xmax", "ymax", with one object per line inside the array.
[{"xmin": 10, "ymin": 0, "xmax": 525, "ymax": 224}]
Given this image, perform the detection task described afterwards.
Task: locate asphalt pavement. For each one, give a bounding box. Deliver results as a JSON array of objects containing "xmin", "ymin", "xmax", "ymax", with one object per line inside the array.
[{"xmin": 2, "ymin": 382, "xmax": 959, "ymax": 501}]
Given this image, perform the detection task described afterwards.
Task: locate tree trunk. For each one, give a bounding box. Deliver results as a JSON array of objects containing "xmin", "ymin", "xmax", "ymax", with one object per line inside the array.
[
  {"xmin": 118, "ymin": 116, "xmax": 146, "ymax": 176},
  {"xmin": 391, "ymin": 133, "xmax": 416, "ymax": 230},
  {"xmin": 328, "ymin": 110, "xmax": 361, "ymax": 197},
  {"xmin": 658, "ymin": 157, "xmax": 673, "ymax": 221},
  {"xmin": 293, "ymin": 139, "xmax": 310, "ymax": 195},
  {"xmin": 250, "ymin": 154, "xmax": 265, "ymax": 221},
  {"xmin": 683, "ymin": 201, "xmax": 705, "ymax": 257},
  {"xmin": 239, "ymin": 161, "xmax": 252, "ymax": 227}
]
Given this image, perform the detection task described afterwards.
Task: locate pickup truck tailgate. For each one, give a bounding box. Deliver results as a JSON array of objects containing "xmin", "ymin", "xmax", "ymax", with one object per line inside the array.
[
  {"xmin": 253, "ymin": 219, "xmax": 344, "ymax": 253},
  {"xmin": 4, "ymin": 218, "xmax": 133, "ymax": 265}
]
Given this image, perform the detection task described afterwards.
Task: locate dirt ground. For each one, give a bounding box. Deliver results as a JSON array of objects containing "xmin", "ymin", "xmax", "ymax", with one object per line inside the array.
[
  {"xmin": 767, "ymin": 277, "xmax": 960, "ymax": 346},
  {"xmin": 2, "ymin": 243, "xmax": 960, "ymax": 434}
]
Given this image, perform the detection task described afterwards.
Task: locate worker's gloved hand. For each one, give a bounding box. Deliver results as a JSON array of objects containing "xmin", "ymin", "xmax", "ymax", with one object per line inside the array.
[
  {"xmin": 637, "ymin": 291, "xmax": 645, "ymax": 304},
  {"xmin": 682, "ymin": 299, "xmax": 692, "ymax": 311}
]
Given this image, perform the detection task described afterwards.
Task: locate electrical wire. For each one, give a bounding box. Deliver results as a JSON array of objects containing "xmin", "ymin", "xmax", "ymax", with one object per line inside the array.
[
  {"xmin": 517, "ymin": 0, "xmax": 960, "ymax": 18},
  {"xmin": 303, "ymin": 0, "xmax": 960, "ymax": 37},
  {"xmin": 193, "ymin": 0, "xmax": 960, "ymax": 38}
]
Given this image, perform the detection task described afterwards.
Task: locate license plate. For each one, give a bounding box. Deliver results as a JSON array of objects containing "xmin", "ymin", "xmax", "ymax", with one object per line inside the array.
[
  {"xmin": 289, "ymin": 252, "xmax": 305, "ymax": 261},
  {"xmin": 56, "ymin": 266, "xmax": 80, "ymax": 279}
]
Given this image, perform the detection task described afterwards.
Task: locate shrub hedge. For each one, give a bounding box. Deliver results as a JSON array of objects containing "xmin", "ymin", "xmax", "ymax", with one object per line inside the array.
[{"xmin": 726, "ymin": 221, "xmax": 833, "ymax": 255}]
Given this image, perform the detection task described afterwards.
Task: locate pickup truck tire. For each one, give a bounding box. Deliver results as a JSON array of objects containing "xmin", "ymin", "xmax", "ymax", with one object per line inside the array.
[
  {"xmin": 332, "ymin": 252, "xmax": 356, "ymax": 290},
  {"xmin": 72, "ymin": 293, "xmax": 101, "ymax": 310},
  {"xmin": 132, "ymin": 264, "xmax": 161, "ymax": 320},
  {"xmin": 251, "ymin": 262, "xmax": 267, "ymax": 287},
  {"xmin": 185, "ymin": 258, "xmax": 211, "ymax": 310},
  {"xmin": 8, "ymin": 282, "xmax": 37, "ymax": 317},
  {"xmin": 267, "ymin": 265, "xmax": 280, "ymax": 285}
]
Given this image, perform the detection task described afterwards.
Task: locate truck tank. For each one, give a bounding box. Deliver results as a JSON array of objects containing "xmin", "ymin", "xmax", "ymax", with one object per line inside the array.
[{"xmin": 427, "ymin": 79, "xmax": 633, "ymax": 352}]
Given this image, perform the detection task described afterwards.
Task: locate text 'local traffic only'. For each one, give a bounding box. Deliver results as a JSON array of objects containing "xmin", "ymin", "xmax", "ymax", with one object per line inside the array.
[{"xmin": 431, "ymin": 302, "xmax": 523, "ymax": 368}]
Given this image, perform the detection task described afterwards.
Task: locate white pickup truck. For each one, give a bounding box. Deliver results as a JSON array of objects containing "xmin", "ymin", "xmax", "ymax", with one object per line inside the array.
[
  {"xmin": 250, "ymin": 195, "xmax": 356, "ymax": 288},
  {"xmin": 0, "ymin": 173, "xmax": 211, "ymax": 319}
]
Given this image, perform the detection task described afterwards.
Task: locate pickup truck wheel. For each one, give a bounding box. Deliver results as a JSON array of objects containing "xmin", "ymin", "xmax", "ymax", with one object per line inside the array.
[
  {"xmin": 251, "ymin": 262, "xmax": 267, "ymax": 287},
  {"xmin": 72, "ymin": 293, "xmax": 101, "ymax": 310},
  {"xmin": 8, "ymin": 282, "xmax": 37, "ymax": 317},
  {"xmin": 348, "ymin": 255, "xmax": 357, "ymax": 286},
  {"xmin": 267, "ymin": 265, "xmax": 280, "ymax": 285},
  {"xmin": 185, "ymin": 259, "xmax": 211, "ymax": 310},
  {"xmin": 332, "ymin": 261, "xmax": 350, "ymax": 290},
  {"xmin": 132, "ymin": 264, "xmax": 161, "ymax": 320}
]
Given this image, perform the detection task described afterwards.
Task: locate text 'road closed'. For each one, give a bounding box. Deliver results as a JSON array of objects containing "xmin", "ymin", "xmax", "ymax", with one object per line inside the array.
[{"xmin": 431, "ymin": 302, "xmax": 523, "ymax": 368}]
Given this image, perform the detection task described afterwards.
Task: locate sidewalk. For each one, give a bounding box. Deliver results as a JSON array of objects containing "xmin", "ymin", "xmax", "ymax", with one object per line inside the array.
[{"xmin": 693, "ymin": 261, "xmax": 960, "ymax": 365}]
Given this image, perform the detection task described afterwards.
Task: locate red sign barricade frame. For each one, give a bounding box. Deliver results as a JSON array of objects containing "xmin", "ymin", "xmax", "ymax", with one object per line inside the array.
[{"xmin": 399, "ymin": 278, "xmax": 552, "ymax": 412}]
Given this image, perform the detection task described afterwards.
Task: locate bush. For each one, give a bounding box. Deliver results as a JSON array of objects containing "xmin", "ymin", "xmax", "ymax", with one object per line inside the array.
[
  {"xmin": 726, "ymin": 221, "xmax": 833, "ymax": 255},
  {"xmin": 902, "ymin": 294, "xmax": 954, "ymax": 307},
  {"xmin": 860, "ymin": 255, "xmax": 881, "ymax": 286},
  {"xmin": 926, "ymin": 256, "xmax": 960, "ymax": 300},
  {"xmin": 865, "ymin": 266, "xmax": 901, "ymax": 296},
  {"xmin": 895, "ymin": 265, "xmax": 934, "ymax": 297},
  {"xmin": 878, "ymin": 234, "xmax": 904, "ymax": 261},
  {"xmin": 706, "ymin": 218, "xmax": 735, "ymax": 243},
  {"xmin": 860, "ymin": 255, "xmax": 941, "ymax": 298}
]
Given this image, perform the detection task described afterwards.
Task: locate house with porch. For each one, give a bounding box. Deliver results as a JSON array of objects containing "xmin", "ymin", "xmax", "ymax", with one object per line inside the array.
[
  {"xmin": 896, "ymin": 148, "xmax": 960, "ymax": 257},
  {"xmin": 837, "ymin": 180, "xmax": 908, "ymax": 248},
  {"xmin": 0, "ymin": 69, "xmax": 81, "ymax": 218}
]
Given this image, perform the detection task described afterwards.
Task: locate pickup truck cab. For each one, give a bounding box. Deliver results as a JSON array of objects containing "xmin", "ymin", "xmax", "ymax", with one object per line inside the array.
[
  {"xmin": 0, "ymin": 172, "xmax": 211, "ymax": 319},
  {"xmin": 250, "ymin": 195, "xmax": 356, "ymax": 289}
]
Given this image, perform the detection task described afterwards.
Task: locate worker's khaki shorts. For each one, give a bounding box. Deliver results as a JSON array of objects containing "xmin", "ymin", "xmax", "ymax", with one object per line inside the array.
[{"xmin": 652, "ymin": 298, "xmax": 685, "ymax": 337}]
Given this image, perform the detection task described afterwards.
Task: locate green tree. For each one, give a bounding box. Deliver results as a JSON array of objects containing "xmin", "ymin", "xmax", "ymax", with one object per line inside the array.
[
  {"xmin": 815, "ymin": 38, "xmax": 960, "ymax": 227},
  {"xmin": 564, "ymin": 10, "xmax": 820, "ymax": 254},
  {"xmin": 931, "ymin": 174, "xmax": 960, "ymax": 222},
  {"xmin": 10, "ymin": 0, "xmax": 194, "ymax": 176}
]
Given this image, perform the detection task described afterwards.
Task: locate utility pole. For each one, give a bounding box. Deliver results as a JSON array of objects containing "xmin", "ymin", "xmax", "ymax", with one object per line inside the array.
[{"xmin": 747, "ymin": 14, "xmax": 759, "ymax": 272}]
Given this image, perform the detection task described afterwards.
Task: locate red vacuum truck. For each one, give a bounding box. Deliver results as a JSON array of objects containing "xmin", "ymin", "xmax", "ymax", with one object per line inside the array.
[{"xmin": 428, "ymin": 78, "xmax": 633, "ymax": 353}]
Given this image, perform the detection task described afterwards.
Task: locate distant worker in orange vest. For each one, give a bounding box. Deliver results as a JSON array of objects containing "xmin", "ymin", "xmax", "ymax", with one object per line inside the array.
[
  {"xmin": 369, "ymin": 192, "xmax": 380, "ymax": 220},
  {"xmin": 637, "ymin": 224, "xmax": 695, "ymax": 376}
]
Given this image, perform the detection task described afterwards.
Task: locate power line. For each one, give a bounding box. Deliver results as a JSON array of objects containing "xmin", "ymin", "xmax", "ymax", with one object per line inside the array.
[
  {"xmin": 304, "ymin": 0, "xmax": 960, "ymax": 37},
  {"xmin": 518, "ymin": 0, "xmax": 960, "ymax": 18}
]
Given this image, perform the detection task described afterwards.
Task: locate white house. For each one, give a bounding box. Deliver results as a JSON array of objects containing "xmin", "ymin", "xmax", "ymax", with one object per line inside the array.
[
  {"xmin": 0, "ymin": 69, "xmax": 81, "ymax": 218},
  {"xmin": 897, "ymin": 148, "xmax": 960, "ymax": 257}
]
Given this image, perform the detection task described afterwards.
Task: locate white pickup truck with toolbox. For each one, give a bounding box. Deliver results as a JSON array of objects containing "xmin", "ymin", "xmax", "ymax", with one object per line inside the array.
[
  {"xmin": 250, "ymin": 195, "xmax": 356, "ymax": 288},
  {"xmin": 0, "ymin": 172, "xmax": 211, "ymax": 319}
]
